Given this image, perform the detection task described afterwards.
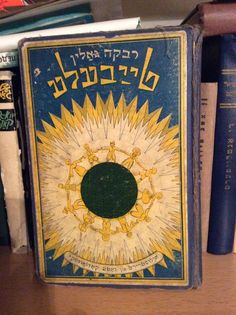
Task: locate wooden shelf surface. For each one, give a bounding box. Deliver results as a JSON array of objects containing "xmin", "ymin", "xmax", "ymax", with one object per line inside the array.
[{"xmin": 0, "ymin": 247, "xmax": 235, "ymax": 315}]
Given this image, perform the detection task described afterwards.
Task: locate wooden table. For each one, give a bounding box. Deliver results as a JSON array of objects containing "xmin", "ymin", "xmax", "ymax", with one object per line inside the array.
[{"xmin": 0, "ymin": 247, "xmax": 235, "ymax": 315}]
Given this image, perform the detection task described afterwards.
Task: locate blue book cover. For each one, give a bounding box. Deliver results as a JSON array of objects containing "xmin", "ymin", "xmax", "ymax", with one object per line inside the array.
[
  {"xmin": 19, "ymin": 27, "xmax": 201, "ymax": 288},
  {"xmin": 208, "ymin": 35, "xmax": 236, "ymax": 254}
]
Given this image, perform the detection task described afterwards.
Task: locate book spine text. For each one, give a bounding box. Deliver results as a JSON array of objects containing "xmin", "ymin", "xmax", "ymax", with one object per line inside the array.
[{"xmin": 208, "ymin": 35, "xmax": 236, "ymax": 254}]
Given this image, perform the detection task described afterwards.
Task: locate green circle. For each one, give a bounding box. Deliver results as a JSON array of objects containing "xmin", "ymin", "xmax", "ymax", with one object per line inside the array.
[{"xmin": 81, "ymin": 162, "xmax": 138, "ymax": 219}]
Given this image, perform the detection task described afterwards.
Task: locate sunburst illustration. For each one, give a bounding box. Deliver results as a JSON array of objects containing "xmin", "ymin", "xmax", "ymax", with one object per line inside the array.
[{"xmin": 37, "ymin": 92, "xmax": 182, "ymax": 279}]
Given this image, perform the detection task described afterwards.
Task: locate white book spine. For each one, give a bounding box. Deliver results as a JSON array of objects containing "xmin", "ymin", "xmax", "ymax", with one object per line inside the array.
[
  {"xmin": 0, "ymin": 17, "xmax": 140, "ymax": 52},
  {"xmin": 0, "ymin": 70, "xmax": 28, "ymax": 253}
]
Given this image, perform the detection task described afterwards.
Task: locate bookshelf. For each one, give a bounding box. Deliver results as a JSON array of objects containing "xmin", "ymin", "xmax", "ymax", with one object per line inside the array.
[
  {"xmin": 0, "ymin": 1, "xmax": 235, "ymax": 314},
  {"xmin": 0, "ymin": 247, "xmax": 235, "ymax": 315}
]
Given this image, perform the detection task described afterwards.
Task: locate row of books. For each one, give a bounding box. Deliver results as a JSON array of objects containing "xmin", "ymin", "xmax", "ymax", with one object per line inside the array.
[
  {"xmin": 0, "ymin": 0, "xmax": 202, "ymax": 289},
  {"xmin": 0, "ymin": 0, "xmax": 140, "ymax": 252},
  {"xmin": 0, "ymin": 0, "xmax": 235, "ymax": 288},
  {"xmin": 0, "ymin": 0, "xmax": 96, "ymax": 251},
  {"xmin": 183, "ymin": 1, "xmax": 236, "ymax": 255}
]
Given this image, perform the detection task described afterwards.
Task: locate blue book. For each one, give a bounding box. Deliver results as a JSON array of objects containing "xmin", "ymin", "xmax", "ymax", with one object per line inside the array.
[
  {"xmin": 208, "ymin": 35, "xmax": 236, "ymax": 255},
  {"xmin": 19, "ymin": 27, "xmax": 202, "ymax": 288}
]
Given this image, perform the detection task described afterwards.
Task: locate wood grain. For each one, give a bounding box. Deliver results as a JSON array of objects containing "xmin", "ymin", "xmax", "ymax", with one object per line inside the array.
[{"xmin": 0, "ymin": 247, "xmax": 235, "ymax": 315}]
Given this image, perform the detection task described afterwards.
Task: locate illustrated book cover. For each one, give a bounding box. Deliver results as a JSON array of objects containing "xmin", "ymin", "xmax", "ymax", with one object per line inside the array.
[{"xmin": 19, "ymin": 27, "xmax": 202, "ymax": 288}]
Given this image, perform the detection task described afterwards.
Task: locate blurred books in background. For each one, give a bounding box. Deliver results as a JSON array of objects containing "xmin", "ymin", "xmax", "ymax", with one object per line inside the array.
[{"xmin": 183, "ymin": 1, "xmax": 236, "ymax": 255}]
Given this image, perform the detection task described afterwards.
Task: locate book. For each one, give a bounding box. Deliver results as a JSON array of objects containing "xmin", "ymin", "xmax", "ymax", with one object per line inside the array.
[
  {"xmin": 12, "ymin": 67, "xmax": 35, "ymax": 248},
  {"xmin": 182, "ymin": 2, "xmax": 236, "ymax": 37},
  {"xmin": 0, "ymin": 0, "xmax": 89, "ymax": 22},
  {"xmin": 0, "ymin": 17, "xmax": 141, "ymax": 52},
  {"xmin": 208, "ymin": 35, "xmax": 236, "ymax": 255},
  {"xmin": 0, "ymin": 17, "xmax": 140, "ymax": 69},
  {"xmin": 0, "ymin": 2, "xmax": 93, "ymax": 35},
  {"xmin": 19, "ymin": 26, "xmax": 202, "ymax": 288},
  {"xmin": 0, "ymin": 70, "xmax": 28, "ymax": 253},
  {"xmin": 183, "ymin": 3, "xmax": 236, "ymax": 255},
  {"xmin": 200, "ymin": 82, "xmax": 218, "ymax": 252},
  {"xmin": 0, "ymin": 2, "xmax": 104, "ymax": 252},
  {"xmin": 0, "ymin": 0, "xmax": 59, "ymax": 18},
  {"xmin": 0, "ymin": 0, "xmax": 25, "ymax": 13}
]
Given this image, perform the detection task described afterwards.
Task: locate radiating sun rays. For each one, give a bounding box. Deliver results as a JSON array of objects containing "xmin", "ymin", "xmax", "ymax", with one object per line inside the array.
[{"xmin": 37, "ymin": 92, "xmax": 182, "ymax": 278}]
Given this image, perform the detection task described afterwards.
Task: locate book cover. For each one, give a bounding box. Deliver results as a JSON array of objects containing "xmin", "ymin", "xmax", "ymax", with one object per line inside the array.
[
  {"xmin": 19, "ymin": 27, "xmax": 201, "ymax": 287},
  {"xmin": 208, "ymin": 35, "xmax": 236, "ymax": 255}
]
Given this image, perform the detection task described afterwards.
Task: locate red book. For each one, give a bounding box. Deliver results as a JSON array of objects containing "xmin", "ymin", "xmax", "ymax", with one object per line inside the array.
[
  {"xmin": 182, "ymin": 2, "xmax": 236, "ymax": 37},
  {"xmin": 0, "ymin": 0, "xmax": 25, "ymax": 12}
]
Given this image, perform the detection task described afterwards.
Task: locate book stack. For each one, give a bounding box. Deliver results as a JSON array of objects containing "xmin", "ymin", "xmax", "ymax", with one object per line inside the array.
[
  {"xmin": 182, "ymin": 1, "xmax": 236, "ymax": 255},
  {"xmin": 0, "ymin": 0, "xmax": 204, "ymax": 289},
  {"xmin": 0, "ymin": 1, "xmax": 140, "ymax": 253}
]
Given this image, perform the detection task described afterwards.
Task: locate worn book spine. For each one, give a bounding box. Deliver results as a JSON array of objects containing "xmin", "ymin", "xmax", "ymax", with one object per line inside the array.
[
  {"xmin": 208, "ymin": 35, "xmax": 236, "ymax": 255},
  {"xmin": 200, "ymin": 83, "xmax": 217, "ymax": 252},
  {"xmin": 0, "ymin": 70, "xmax": 28, "ymax": 253},
  {"xmin": 182, "ymin": 3, "xmax": 236, "ymax": 37},
  {"xmin": 198, "ymin": 3, "xmax": 236, "ymax": 36},
  {"xmin": 199, "ymin": 3, "xmax": 236, "ymax": 37},
  {"xmin": 0, "ymin": 51, "xmax": 18, "ymax": 69}
]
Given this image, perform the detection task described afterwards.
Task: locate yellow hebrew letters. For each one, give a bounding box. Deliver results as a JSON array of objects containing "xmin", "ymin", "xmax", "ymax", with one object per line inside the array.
[
  {"xmin": 55, "ymin": 52, "xmax": 79, "ymax": 89},
  {"xmin": 100, "ymin": 65, "xmax": 117, "ymax": 85},
  {"xmin": 47, "ymin": 47, "xmax": 160, "ymax": 99},
  {"xmin": 80, "ymin": 66, "xmax": 98, "ymax": 88},
  {"xmin": 130, "ymin": 67, "xmax": 139, "ymax": 77},
  {"xmin": 138, "ymin": 47, "xmax": 160, "ymax": 91},
  {"xmin": 119, "ymin": 65, "xmax": 130, "ymax": 85},
  {"xmin": 47, "ymin": 76, "xmax": 67, "ymax": 99}
]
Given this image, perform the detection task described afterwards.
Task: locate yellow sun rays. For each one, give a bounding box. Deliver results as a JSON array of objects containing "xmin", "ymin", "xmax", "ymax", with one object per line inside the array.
[{"xmin": 38, "ymin": 92, "xmax": 181, "ymax": 279}]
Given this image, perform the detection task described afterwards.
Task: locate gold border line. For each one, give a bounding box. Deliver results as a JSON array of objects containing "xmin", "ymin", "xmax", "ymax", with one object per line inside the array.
[
  {"xmin": 21, "ymin": 30, "xmax": 189, "ymax": 286},
  {"xmin": 23, "ymin": 31, "xmax": 184, "ymax": 49}
]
